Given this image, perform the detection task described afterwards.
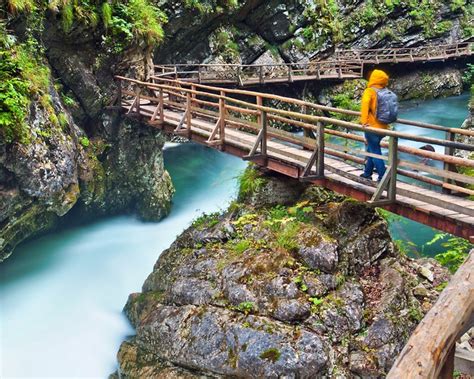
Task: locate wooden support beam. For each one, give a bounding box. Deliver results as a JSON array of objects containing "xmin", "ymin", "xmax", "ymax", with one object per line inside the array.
[{"xmin": 388, "ymin": 250, "xmax": 474, "ymax": 379}]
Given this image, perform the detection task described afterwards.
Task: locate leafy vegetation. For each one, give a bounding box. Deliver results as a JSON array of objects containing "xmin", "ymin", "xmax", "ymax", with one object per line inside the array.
[
  {"xmin": 191, "ymin": 212, "xmax": 220, "ymax": 230},
  {"xmin": 0, "ymin": 26, "xmax": 53, "ymax": 144},
  {"xmin": 236, "ymin": 301, "xmax": 255, "ymax": 315},
  {"xmin": 237, "ymin": 165, "xmax": 266, "ymax": 199}
]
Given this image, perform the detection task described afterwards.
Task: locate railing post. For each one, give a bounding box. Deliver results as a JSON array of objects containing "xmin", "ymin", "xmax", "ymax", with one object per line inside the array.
[
  {"xmin": 186, "ymin": 92, "xmax": 192, "ymax": 137},
  {"xmin": 198, "ymin": 66, "xmax": 202, "ymax": 84},
  {"xmin": 159, "ymin": 88, "xmax": 164, "ymax": 123},
  {"xmin": 256, "ymin": 96, "xmax": 263, "ymax": 124},
  {"xmin": 443, "ymin": 130, "xmax": 455, "ymax": 194},
  {"xmin": 288, "ymin": 65, "xmax": 293, "ymax": 82},
  {"xmin": 261, "ymin": 109, "xmax": 267, "ymax": 156},
  {"xmin": 316, "ymin": 121, "xmax": 324, "ymax": 177},
  {"xmin": 236, "ymin": 65, "xmax": 241, "ymax": 85},
  {"xmin": 191, "ymin": 84, "xmax": 197, "ymax": 115},
  {"xmin": 388, "ymin": 136, "xmax": 398, "ymax": 202},
  {"xmin": 219, "ymin": 90, "xmax": 226, "ymax": 144},
  {"xmin": 259, "ymin": 66, "xmax": 264, "ymax": 85}
]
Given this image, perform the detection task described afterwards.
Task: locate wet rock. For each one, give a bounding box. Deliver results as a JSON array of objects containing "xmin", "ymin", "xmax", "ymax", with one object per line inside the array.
[
  {"xmin": 418, "ymin": 266, "xmax": 434, "ymax": 282},
  {"xmin": 298, "ymin": 236, "xmax": 338, "ymax": 273},
  {"xmin": 240, "ymin": 170, "xmax": 307, "ymax": 207},
  {"xmin": 272, "ymin": 299, "xmax": 311, "ymax": 322},
  {"xmin": 133, "ymin": 305, "xmax": 329, "ymax": 378},
  {"xmin": 365, "ymin": 318, "xmax": 394, "ymax": 349},
  {"xmin": 413, "ymin": 284, "xmax": 429, "ymax": 298}
]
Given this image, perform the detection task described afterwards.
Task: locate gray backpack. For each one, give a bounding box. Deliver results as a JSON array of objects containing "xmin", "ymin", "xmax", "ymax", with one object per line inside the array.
[{"xmin": 372, "ymin": 87, "xmax": 398, "ymax": 124}]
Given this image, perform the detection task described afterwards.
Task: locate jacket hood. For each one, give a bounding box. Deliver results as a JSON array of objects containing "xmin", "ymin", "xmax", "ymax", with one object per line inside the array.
[{"xmin": 368, "ymin": 69, "xmax": 389, "ymax": 88}]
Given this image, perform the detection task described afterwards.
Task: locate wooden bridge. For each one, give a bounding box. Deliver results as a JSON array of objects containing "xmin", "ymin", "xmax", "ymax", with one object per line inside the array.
[
  {"xmin": 154, "ymin": 42, "xmax": 472, "ymax": 87},
  {"xmin": 114, "ymin": 75, "xmax": 474, "ymax": 242}
]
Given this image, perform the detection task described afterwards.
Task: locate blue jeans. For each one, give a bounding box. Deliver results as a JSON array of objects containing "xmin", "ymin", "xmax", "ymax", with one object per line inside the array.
[{"xmin": 364, "ymin": 132, "xmax": 385, "ymax": 180}]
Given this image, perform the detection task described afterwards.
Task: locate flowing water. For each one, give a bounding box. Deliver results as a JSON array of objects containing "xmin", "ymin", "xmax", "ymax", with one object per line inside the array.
[{"xmin": 0, "ymin": 93, "xmax": 469, "ymax": 378}]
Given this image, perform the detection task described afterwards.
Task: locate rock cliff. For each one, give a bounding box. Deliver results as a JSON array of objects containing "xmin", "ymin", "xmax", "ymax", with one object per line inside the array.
[
  {"xmin": 114, "ymin": 169, "xmax": 449, "ymax": 378},
  {"xmin": 0, "ymin": 4, "xmax": 173, "ymax": 260}
]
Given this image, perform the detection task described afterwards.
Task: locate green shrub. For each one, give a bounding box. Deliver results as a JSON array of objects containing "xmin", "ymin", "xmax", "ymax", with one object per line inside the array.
[
  {"xmin": 238, "ymin": 165, "xmax": 266, "ymax": 199},
  {"xmin": 79, "ymin": 136, "xmax": 90, "ymax": 148},
  {"xmin": 276, "ymin": 222, "xmax": 300, "ymax": 251}
]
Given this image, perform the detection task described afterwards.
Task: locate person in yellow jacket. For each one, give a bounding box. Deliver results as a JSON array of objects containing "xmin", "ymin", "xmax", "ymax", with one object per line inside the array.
[{"xmin": 360, "ymin": 69, "xmax": 390, "ymax": 181}]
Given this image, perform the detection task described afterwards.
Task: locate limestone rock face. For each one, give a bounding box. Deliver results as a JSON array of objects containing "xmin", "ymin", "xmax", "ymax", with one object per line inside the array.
[
  {"xmin": 0, "ymin": 85, "xmax": 83, "ymax": 260},
  {"xmin": 116, "ymin": 171, "xmax": 449, "ymax": 378},
  {"xmin": 1, "ymin": 13, "xmax": 174, "ymax": 260},
  {"xmin": 391, "ymin": 67, "xmax": 464, "ymax": 101}
]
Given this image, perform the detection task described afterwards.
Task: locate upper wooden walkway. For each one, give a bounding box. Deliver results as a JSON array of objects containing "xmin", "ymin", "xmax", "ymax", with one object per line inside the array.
[
  {"xmin": 154, "ymin": 42, "xmax": 472, "ymax": 87},
  {"xmin": 114, "ymin": 76, "xmax": 474, "ymax": 242}
]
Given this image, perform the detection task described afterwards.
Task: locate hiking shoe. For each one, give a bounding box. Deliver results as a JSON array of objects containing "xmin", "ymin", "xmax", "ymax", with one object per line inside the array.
[{"xmin": 360, "ymin": 173, "xmax": 372, "ymax": 179}]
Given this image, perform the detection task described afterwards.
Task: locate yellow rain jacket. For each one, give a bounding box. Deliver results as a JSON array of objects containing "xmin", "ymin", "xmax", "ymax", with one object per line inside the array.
[{"xmin": 360, "ymin": 69, "xmax": 390, "ymax": 129}]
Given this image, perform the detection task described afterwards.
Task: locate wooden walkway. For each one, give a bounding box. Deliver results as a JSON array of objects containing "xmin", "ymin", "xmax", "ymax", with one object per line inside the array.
[
  {"xmin": 333, "ymin": 42, "xmax": 473, "ymax": 64},
  {"xmin": 114, "ymin": 76, "xmax": 474, "ymax": 242},
  {"xmin": 154, "ymin": 42, "xmax": 472, "ymax": 86}
]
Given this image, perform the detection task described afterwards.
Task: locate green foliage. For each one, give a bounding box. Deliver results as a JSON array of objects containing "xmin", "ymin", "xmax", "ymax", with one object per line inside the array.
[
  {"xmin": 238, "ymin": 165, "xmax": 266, "ymax": 199},
  {"xmin": 58, "ymin": 113, "xmax": 69, "ymax": 128},
  {"xmin": 101, "ymin": 2, "xmax": 112, "ymax": 28},
  {"xmin": 428, "ymin": 232, "xmax": 472, "ymax": 273},
  {"xmin": 79, "ymin": 136, "xmax": 90, "ymax": 148},
  {"xmin": 434, "ymin": 281, "xmax": 448, "ymax": 292},
  {"xmin": 230, "ymin": 239, "xmax": 251, "ymax": 254},
  {"xmin": 6, "ymin": 0, "xmax": 35, "ymax": 13},
  {"xmin": 211, "ymin": 27, "xmax": 240, "ymax": 62},
  {"xmin": 61, "ymin": 93, "xmax": 77, "ymax": 107},
  {"xmin": 0, "ymin": 31, "xmax": 53, "ymax": 144},
  {"xmin": 408, "ymin": 306, "xmax": 423, "ymax": 322},
  {"xmin": 5, "ymin": 1, "xmax": 167, "ymax": 51},
  {"xmin": 462, "ymin": 64, "xmax": 474, "ymax": 87},
  {"xmin": 191, "ymin": 212, "xmax": 220, "ymax": 230},
  {"xmin": 287, "ymin": 201, "xmax": 314, "ymax": 222},
  {"xmin": 259, "ymin": 348, "xmax": 281, "ymax": 362},
  {"xmin": 61, "ymin": 2, "xmax": 74, "ymax": 32},
  {"xmin": 276, "ymin": 222, "xmax": 300, "ymax": 251},
  {"xmin": 408, "ymin": 1, "xmax": 453, "ymax": 37},
  {"xmin": 236, "ymin": 301, "xmax": 255, "ymax": 315}
]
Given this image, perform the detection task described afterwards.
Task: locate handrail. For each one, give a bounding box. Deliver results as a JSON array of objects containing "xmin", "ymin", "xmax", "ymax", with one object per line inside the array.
[
  {"xmin": 336, "ymin": 41, "xmax": 471, "ymax": 54},
  {"xmin": 388, "ymin": 250, "xmax": 474, "ymax": 378},
  {"xmin": 115, "ymin": 75, "xmax": 474, "ymax": 154},
  {"xmin": 151, "ymin": 77, "xmax": 474, "ymax": 138}
]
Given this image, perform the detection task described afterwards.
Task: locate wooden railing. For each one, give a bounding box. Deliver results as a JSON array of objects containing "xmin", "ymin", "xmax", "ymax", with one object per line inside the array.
[
  {"xmin": 115, "ymin": 76, "xmax": 474, "ymax": 210},
  {"xmin": 153, "ymin": 43, "xmax": 472, "ymax": 85},
  {"xmin": 152, "ymin": 60, "xmax": 364, "ymax": 85},
  {"xmin": 388, "ymin": 250, "xmax": 474, "ymax": 378},
  {"xmin": 333, "ymin": 42, "xmax": 473, "ymax": 64}
]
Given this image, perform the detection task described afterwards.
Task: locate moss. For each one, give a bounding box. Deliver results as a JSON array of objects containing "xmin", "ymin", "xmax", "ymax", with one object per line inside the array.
[
  {"xmin": 259, "ymin": 348, "xmax": 281, "ymax": 363},
  {"xmin": 0, "ymin": 204, "xmax": 57, "ymax": 260}
]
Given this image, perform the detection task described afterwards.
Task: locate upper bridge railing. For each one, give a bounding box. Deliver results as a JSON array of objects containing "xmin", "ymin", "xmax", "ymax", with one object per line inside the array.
[
  {"xmin": 332, "ymin": 42, "xmax": 473, "ymax": 64},
  {"xmin": 153, "ymin": 42, "xmax": 472, "ymax": 86},
  {"xmin": 115, "ymin": 75, "xmax": 474, "ymax": 211},
  {"xmin": 153, "ymin": 60, "xmax": 364, "ymax": 85}
]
